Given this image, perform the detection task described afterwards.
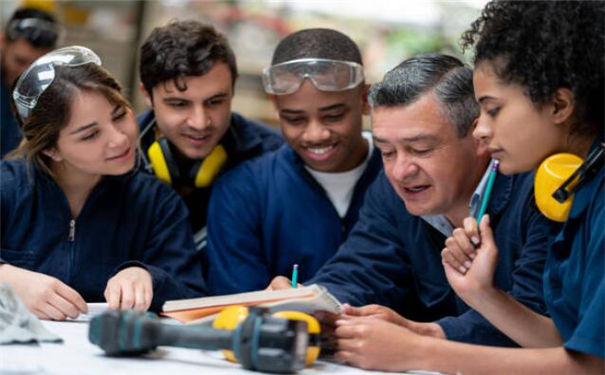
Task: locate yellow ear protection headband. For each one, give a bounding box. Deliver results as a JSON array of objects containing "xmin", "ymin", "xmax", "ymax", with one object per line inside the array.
[
  {"xmin": 535, "ymin": 143, "xmax": 604, "ymax": 222},
  {"xmin": 147, "ymin": 137, "xmax": 227, "ymax": 188},
  {"xmin": 213, "ymin": 305, "xmax": 321, "ymax": 367}
]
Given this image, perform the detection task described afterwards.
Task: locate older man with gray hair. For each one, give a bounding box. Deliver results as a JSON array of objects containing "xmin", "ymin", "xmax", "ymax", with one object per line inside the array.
[{"xmin": 270, "ymin": 54, "xmax": 553, "ymax": 351}]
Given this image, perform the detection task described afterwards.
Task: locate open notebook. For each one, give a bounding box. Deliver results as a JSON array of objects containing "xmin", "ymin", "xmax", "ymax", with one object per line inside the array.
[{"xmin": 161, "ymin": 284, "xmax": 342, "ymax": 324}]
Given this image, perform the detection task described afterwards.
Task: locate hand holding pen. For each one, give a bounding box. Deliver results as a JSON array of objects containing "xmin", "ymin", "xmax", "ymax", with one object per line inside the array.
[
  {"xmin": 442, "ymin": 160, "xmax": 499, "ymax": 272},
  {"xmin": 265, "ymin": 265, "xmax": 301, "ymax": 291},
  {"xmin": 440, "ymin": 160, "xmax": 500, "ymax": 302},
  {"xmin": 441, "ymin": 214, "xmax": 500, "ymax": 307}
]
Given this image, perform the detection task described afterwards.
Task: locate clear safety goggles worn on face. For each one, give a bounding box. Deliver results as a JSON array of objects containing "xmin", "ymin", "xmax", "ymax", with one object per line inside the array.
[
  {"xmin": 12, "ymin": 45, "xmax": 102, "ymax": 123},
  {"xmin": 262, "ymin": 58, "xmax": 364, "ymax": 95}
]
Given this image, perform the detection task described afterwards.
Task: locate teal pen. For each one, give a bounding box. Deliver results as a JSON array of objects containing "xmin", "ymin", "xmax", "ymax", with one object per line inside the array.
[
  {"xmin": 291, "ymin": 264, "xmax": 298, "ymax": 288},
  {"xmin": 476, "ymin": 160, "xmax": 500, "ymax": 222}
]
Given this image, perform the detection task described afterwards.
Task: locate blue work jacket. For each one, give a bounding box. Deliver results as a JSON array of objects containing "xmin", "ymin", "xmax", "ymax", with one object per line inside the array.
[
  {"xmin": 1, "ymin": 159, "xmax": 207, "ymax": 311},
  {"xmin": 205, "ymin": 143, "xmax": 383, "ymax": 295},
  {"xmin": 1, "ymin": 83, "xmax": 22, "ymax": 158},
  {"xmin": 308, "ymin": 170, "xmax": 554, "ymax": 346}
]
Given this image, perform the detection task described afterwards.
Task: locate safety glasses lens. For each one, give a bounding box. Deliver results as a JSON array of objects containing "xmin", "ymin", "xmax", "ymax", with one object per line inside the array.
[{"xmin": 263, "ymin": 59, "xmax": 363, "ymax": 95}]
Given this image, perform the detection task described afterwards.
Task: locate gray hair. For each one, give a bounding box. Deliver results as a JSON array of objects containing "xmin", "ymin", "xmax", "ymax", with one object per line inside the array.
[{"xmin": 368, "ymin": 54, "xmax": 478, "ymax": 137}]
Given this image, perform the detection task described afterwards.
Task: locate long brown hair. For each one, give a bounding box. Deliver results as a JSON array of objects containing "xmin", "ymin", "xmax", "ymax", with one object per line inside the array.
[{"xmin": 8, "ymin": 63, "xmax": 132, "ymax": 177}]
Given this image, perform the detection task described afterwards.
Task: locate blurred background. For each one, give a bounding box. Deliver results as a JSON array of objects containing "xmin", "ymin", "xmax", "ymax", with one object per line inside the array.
[{"xmin": 1, "ymin": 0, "xmax": 486, "ymax": 126}]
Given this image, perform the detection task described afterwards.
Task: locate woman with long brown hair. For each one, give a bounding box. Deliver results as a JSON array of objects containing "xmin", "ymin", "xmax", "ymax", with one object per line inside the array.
[{"xmin": 0, "ymin": 46, "xmax": 206, "ymax": 320}]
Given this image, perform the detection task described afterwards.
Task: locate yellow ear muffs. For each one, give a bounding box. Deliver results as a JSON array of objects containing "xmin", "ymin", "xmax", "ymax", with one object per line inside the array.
[
  {"xmin": 535, "ymin": 153, "xmax": 583, "ymax": 222},
  {"xmin": 147, "ymin": 138, "xmax": 227, "ymax": 188},
  {"xmin": 213, "ymin": 305, "xmax": 321, "ymax": 366},
  {"xmin": 193, "ymin": 144, "xmax": 227, "ymax": 188},
  {"xmin": 147, "ymin": 138, "xmax": 178, "ymax": 185},
  {"xmin": 535, "ymin": 144, "xmax": 604, "ymax": 222}
]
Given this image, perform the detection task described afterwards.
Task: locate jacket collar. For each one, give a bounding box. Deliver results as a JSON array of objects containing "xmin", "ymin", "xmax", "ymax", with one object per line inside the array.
[{"xmin": 488, "ymin": 172, "xmax": 514, "ymax": 217}]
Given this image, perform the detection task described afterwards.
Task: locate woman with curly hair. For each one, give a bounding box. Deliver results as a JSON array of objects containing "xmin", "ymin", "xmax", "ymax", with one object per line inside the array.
[{"xmin": 332, "ymin": 1, "xmax": 604, "ymax": 373}]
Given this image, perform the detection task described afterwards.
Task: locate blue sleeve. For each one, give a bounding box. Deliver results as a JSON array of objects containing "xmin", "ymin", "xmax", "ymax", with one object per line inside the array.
[
  {"xmin": 564, "ymin": 209, "xmax": 604, "ymax": 359},
  {"xmin": 308, "ymin": 174, "xmax": 414, "ymax": 311},
  {"xmin": 205, "ymin": 165, "xmax": 268, "ymax": 295},
  {"xmin": 438, "ymin": 187, "xmax": 551, "ymax": 346},
  {"xmin": 116, "ymin": 185, "xmax": 207, "ymax": 312},
  {"xmin": 0, "ymin": 165, "xmax": 11, "ymax": 263},
  {"xmin": 0, "ymin": 162, "xmax": 24, "ymax": 264},
  {"xmin": 1, "ymin": 88, "xmax": 22, "ymax": 158}
]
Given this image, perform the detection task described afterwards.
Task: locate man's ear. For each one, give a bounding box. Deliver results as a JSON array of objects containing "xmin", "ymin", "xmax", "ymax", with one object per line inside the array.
[
  {"xmin": 42, "ymin": 147, "xmax": 62, "ymax": 162},
  {"xmin": 551, "ymin": 87, "xmax": 575, "ymax": 125},
  {"xmin": 0, "ymin": 33, "xmax": 6, "ymax": 50},
  {"xmin": 268, "ymin": 94, "xmax": 281, "ymax": 121},
  {"xmin": 361, "ymin": 83, "xmax": 371, "ymax": 116},
  {"xmin": 140, "ymin": 83, "xmax": 153, "ymax": 108}
]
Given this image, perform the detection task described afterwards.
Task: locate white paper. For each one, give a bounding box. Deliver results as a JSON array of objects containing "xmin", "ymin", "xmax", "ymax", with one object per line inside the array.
[{"xmin": 66, "ymin": 302, "xmax": 109, "ymax": 322}]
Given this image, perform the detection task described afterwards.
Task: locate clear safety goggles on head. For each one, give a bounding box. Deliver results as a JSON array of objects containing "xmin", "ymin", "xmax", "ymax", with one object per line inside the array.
[
  {"xmin": 7, "ymin": 17, "xmax": 61, "ymax": 47},
  {"xmin": 13, "ymin": 46, "xmax": 102, "ymax": 123},
  {"xmin": 262, "ymin": 58, "xmax": 364, "ymax": 95}
]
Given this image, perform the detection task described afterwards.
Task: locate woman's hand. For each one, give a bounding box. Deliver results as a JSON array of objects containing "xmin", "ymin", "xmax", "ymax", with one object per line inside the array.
[
  {"xmin": 0, "ymin": 264, "xmax": 87, "ymax": 320},
  {"xmin": 334, "ymin": 316, "xmax": 425, "ymax": 371},
  {"xmin": 441, "ymin": 215, "xmax": 499, "ymax": 305},
  {"xmin": 104, "ymin": 266, "xmax": 153, "ymax": 311},
  {"xmin": 341, "ymin": 304, "xmax": 445, "ymax": 338}
]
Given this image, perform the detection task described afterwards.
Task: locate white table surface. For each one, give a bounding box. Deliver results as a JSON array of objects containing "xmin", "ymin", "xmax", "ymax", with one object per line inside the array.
[{"xmin": 0, "ymin": 320, "xmax": 443, "ymax": 375}]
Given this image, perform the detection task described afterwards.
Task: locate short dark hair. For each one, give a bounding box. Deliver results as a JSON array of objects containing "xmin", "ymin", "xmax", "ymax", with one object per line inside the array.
[
  {"xmin": 5, "ymin": 7, "xmax": 59, "ymax": 48},
  {"xmin": 271, "ymin": 28, "xmax": 363, "ymax": 65},
  {"xmin": 368, "ymin": 54, "xmax": 478, "ymax": 137},
  {"xmin": 139, "ymin": 20, "xmax": 238, "ymax": 95},
  {"xmin": 461, "ymin": 0, "xmax": 604, "ymax": 135}
]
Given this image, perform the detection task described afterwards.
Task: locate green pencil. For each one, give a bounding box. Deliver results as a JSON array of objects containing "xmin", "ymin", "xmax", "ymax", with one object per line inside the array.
[
  {"xmin": 291, "ymin": 264, "xmax": 299, "ymax": 288},
  {"xmin": 476, "ymin": 160, "xmax": 500, "ymax": 222}
]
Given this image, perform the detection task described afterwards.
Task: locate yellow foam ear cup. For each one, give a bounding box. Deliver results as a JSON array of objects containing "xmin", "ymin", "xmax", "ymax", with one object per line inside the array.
[
  {"xmin": 194, "ymin": 145, "xmax": 227, "ymax": 188},
  {"xmin": 535, "ymin": 153, "xmax": 583, "ymax": 222},
  {"xmin": 147, "ymin": 141, "xmax": 173, "ymax": 185},
  {"xmin": 213, "ymin": 305, "xmax": 249, "ymax": 362},
  {"xmin": 272, "ymin": 311, "xmax": 321, "ymax": 365}
]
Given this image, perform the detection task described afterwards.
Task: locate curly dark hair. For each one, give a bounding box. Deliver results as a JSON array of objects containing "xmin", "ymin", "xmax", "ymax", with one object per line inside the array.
[
  {"xmin": 461, "ymin": 1, "xmax": 604, "ymax": 135},
  {"xmin": 139, "ymin": 20, "xmax": 237, "ymax": 96}
]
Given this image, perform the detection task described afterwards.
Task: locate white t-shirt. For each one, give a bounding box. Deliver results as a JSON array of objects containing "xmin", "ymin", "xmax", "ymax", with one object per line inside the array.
[{"xmin": 306, "ymin": 132, "xmax": 374, "ymax": 218}]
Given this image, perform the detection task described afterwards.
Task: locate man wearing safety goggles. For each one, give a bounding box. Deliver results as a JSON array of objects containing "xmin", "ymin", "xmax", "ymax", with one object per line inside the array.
[
  {"xmin": 205, "ymin": 28, "xmax": 382, "ymax": 295},
  {"xmin": 1, "ymin": 7, "xmax": 60, "ymax": 158}
]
